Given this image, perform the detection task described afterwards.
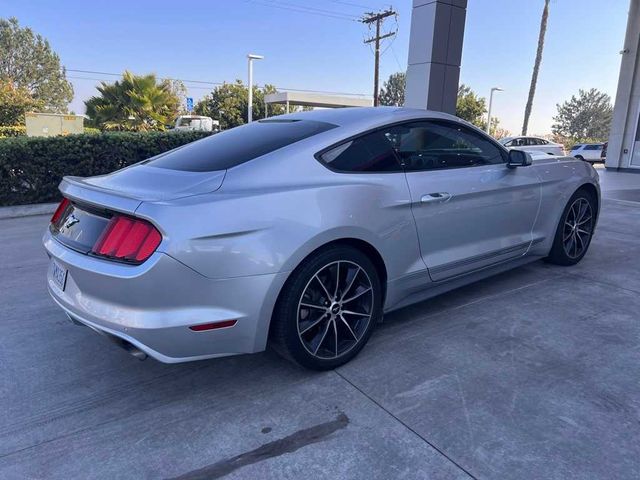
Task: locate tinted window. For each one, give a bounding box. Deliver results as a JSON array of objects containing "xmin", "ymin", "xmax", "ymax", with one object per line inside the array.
[
  {"xmin": 571, "ymin": 145, "xmax": 582, "ymax": 150},
  {"xmin": 147, "ymin": 119, "xmax": 337, "ymax": 172},
  {"xmin": 383, "ymin": 121, "xmax": 505, "ymax": 171},
  {"xmin": 584, "ymin": 144, "xmax": 602, "ymax": 150},
  {"xmin": 319, "ymin": 130, "xmax": 402, "ymax": 172}
]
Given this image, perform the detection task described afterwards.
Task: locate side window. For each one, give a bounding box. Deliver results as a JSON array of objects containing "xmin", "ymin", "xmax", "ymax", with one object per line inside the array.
[
  {"xmin": 540, "ymin": 139, "xmax": 549, "ymax": 145},
  {"xmin": 319, "ymin": 130, "xmax": 402, "ymax": 172},
  {"xmin": 504, "ymin": 140, "xmax": 514, "ymax": 147},
  {"xmin": 383, "ymin": 121, "xmax": 505, "ymax": 171}
]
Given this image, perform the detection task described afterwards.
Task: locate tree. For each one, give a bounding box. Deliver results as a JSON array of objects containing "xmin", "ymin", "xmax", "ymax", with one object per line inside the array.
[
  {"xmin": 85, "ymin": 71, "xmax": 181, "ymax": 131},
  {"xmin": 377, "ymin": 74, "xmax": 492, "ymax": 129},
  {"xmin": 522, "ymin": 0, "xmax": 550, "ymax": 135},
  {"xmin": 456, "ymin": 84, "xmax": 486, "ymax": 127},
  {"xmin": 0, "ymin": 17, "xmax": 73, "ymax": 113},
  {"xmin": 379, "ymin": 72, "xmax": 405, "ymax": 106},
  {"xmin": 551, "ymin": 88, "xmax": 613, "ymax": 141},
  {"xmin": 0, "ymin": 80, "xmax": 44, "ymax": 126},
  {"xmin": 194, "ymin": 80, "xmax": 290, "ymax": 130},
  {"xmin": 164, "ymin": 79, "xmax": 188, "ymax": 115}
]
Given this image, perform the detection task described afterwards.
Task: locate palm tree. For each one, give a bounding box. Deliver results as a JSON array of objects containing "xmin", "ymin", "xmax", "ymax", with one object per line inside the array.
[
  {"xmin": 522, "ymin": 0, "xmax": 550, "ymax": 135},
  {"xmin": 85, "ymin": 71, "xmax": 180, "ymax": 131}
]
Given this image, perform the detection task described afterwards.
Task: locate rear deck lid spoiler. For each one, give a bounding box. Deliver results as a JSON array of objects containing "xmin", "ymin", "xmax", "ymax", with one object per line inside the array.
[
  {"xmin": 60, "ymin": 176, "xmax": 142, "ymax": 215},
  {"xmin": 59, "ymin": 165, "xmax": 227, "ymax": 214}
]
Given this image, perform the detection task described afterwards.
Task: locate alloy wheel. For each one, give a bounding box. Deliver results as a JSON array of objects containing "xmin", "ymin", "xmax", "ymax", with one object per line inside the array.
[
  {"xmin": 297, "ymin": 260, "xmax": 373, "ymax": 360},
  {"xmin": 562, "ymin": 197, "xmax": 593, "ymax": 259}
]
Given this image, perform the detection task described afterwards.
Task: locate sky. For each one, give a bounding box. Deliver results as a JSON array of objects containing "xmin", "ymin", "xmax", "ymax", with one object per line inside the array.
[{"xmin": 0, "ymin": 0, "xmax": 630, "ymax": 135}]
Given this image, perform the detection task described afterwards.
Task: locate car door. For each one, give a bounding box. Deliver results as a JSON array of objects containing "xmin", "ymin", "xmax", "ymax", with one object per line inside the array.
[
  {"xmin": 386, "ymin": 120, "xmax": 541, "ymax": 281},
  {"xmin": 584, "ymin": 144, "xmax": 602, "ymax": 161},
  {"xmin": 527, "ymin": 137, "xmax": 545, "ymax": 153}
]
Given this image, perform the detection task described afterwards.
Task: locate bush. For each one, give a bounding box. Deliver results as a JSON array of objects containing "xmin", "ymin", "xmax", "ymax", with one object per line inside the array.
[
  {"xmin": 0, "ymin": 125, "xmax": 26, "ymax": 138},
  {"xmin": 0, "ymin": 130, "xmax": 213, "ymax": 206},
  {"xmin": 84, "ymin": 127, "xmax": 101, "ymax": 135}
]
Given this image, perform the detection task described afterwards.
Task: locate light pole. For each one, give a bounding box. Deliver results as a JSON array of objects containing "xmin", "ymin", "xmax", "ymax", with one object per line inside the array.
[
  {"xmin": 486, "ymin": 87, "xmax": 503, "ymax": 135},
  {"xmin": 247, "ymin": 54, "xmax": 264, "ymax": 123}
]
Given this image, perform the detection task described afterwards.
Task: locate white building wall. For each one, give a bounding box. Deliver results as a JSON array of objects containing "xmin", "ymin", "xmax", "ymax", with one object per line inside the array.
[{"xmin": 608, "ymin": 0, "xmax": 640, "ymax": 170}]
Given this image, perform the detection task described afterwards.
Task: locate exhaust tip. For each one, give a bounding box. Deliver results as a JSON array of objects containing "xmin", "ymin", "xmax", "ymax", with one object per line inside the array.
[
  {"xmin": 107, "ymin": 336, "xmax": 148, "ymax": 361},
  {"xmin": 121, "ymin": 340, "xmax": 148, "ymax": 361}
]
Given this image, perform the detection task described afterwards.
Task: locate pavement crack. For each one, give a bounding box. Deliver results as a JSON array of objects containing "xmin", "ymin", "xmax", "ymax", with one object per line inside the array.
[{"xmin": 333, "ymin": 370, "xmax": 478, "ymax": 480}]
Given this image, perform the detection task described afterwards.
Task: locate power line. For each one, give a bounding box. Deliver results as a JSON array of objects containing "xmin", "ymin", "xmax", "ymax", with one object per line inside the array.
[
  {"xmin": 66, "ymin": 69, "xmax": 371, "ymax": 97},
  {"xmin": 244, "ymin": 0, "xmax": 358, "ymax": 21},
  {"xmin": 268, "ymin": 0, "xmax": 361, "ymax": 19},
  {"xmin": 389, "ymin": 43, "xmax": 405, "ymax": 72},
  {"xmin": 327, "ymin": 0, "xmax": 376, "ymax": 10}
]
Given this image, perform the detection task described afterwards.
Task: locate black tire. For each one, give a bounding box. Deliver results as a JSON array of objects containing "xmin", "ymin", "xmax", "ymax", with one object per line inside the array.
[
  {"xmin": 271, "ymin": 245, "xmax": 382, "ymax": 370},
  {"xmin": 546, "ymin": 189, "xmax": 596, "ymax": 266},
  {"xmin": 575, "ymin": 155, "xmax": 585, "ymax": 161}
]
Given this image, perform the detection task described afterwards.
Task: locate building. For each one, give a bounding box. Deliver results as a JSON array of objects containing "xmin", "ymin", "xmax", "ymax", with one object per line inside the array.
[{"xmin": 607, "ymin": 0, "xmax": 640, "ymax": 171}]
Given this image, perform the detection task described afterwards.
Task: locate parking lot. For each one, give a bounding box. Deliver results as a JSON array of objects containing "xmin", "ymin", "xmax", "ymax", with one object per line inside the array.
[{"xmin": 1, "ymin": 168, "xmax": 639, "ymax": 480}]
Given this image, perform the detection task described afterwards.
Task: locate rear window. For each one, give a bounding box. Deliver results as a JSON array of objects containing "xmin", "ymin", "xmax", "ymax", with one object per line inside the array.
[
  {"xmin": 571, "ymin": 145, "xmax": 582, "ymax": 150},
  {"xmin": 146, "ymin": 119, "xmax": 337, "ymax": 172}
]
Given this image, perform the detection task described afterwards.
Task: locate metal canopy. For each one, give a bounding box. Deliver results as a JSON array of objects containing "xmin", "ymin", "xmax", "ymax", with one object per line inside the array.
[{"xmin": 264, "ymin": 91, "xmax": 372, "ymax": 110}]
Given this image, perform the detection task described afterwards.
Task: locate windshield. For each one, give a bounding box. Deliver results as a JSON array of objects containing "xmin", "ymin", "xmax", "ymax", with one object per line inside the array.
[{"xmin": 146, "ymin": 119, "xmax": 337, "ymax": 172}]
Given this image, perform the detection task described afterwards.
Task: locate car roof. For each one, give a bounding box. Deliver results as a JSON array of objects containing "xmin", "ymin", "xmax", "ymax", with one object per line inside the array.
[{"xmin": 278, "ymin": 106, "xmax": 462, "ymax": 130}]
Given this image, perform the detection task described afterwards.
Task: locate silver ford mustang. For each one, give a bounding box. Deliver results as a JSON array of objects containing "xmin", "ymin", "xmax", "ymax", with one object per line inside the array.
[{"xmin": 44, "ymin": 107, "xmax": 600, "ymax": 370}]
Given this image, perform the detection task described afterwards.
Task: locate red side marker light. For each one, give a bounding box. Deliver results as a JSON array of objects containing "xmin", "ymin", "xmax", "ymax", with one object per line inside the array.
[{"xmin": 189, "ymin": 320, "xmax": 237, "ymax": 332}]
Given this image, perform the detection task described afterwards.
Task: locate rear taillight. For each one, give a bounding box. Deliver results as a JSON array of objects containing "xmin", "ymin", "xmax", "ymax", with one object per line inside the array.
[
  {"xmin": 91, "ymin": 215, "xmax": 162, "ymax": 263},
  {"xmin": 50, "ymin": 198, "xmax": 70, "ymax": 225}
]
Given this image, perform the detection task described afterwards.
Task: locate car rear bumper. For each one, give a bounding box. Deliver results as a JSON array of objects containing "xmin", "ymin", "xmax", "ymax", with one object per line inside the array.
[{"xmin": 43, "ymin": 230, "xmax": 289, "ymax": 363}]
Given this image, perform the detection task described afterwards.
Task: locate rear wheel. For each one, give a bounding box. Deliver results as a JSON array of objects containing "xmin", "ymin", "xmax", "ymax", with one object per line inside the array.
[
  {"xmin": 271, "ymin": 245, "xmax": 382, "ymax": 370},
  {"xmin": 575, "ymin": 155, "xmax": 585, "ymax": 161},
  {"xmin": 546, "ymin": 190, "xmax": 596, "ymax": 265}
]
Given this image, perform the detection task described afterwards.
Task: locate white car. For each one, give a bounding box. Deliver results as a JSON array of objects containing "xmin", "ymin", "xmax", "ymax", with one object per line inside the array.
[
  {"xmin": 499, "ymin": 136, "xmax": 565, "ymax": 156},
  {"xmin": 570, "ymin": 143, "xmax": 604, "ymax": 163}
]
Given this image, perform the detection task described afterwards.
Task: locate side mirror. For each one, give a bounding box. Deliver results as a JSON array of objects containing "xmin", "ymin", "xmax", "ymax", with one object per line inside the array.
[{"xmin": 507, "ymin": 149, "xmax": 533, "ymax": 168}]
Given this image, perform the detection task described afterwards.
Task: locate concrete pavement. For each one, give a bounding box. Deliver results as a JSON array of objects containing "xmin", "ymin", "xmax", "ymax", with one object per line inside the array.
[{"xmin": 0, "ymin": 169, "xmax": 639, "ymax": 479}]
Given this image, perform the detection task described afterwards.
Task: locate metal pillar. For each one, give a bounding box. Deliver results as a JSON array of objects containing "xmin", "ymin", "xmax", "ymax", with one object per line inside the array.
[{"xmin": 404, "ymin": 0, "xmax": 467, "ymax": 114}]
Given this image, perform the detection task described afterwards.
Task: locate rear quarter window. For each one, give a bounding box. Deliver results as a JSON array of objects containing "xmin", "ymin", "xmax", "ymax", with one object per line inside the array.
[
  {"xmin": 318, "ymin": 130, "xmax": 402, "ymax": 172},
  {"xmin": 146, "ymin": 119, "xmax": 337, "ymax": 172}
]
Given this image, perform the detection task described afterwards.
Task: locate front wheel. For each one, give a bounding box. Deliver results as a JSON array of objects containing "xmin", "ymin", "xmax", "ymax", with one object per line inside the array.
[
  {"xmin": 546, "ymin": 190, "xmax": 596, "ymax": 266},
  {"xmin": 271, "ymin": 245, "xmax": 382, "ymax": 370}
]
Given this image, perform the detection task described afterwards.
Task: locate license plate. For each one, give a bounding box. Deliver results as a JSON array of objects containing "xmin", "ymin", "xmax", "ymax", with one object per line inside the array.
[{"xmin": 51, "ymin": 260, "xmax": 67, "ymax": 291}]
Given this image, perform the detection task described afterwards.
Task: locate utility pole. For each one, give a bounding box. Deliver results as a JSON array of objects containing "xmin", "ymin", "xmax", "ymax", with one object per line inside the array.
[{"xmin": 362, "ymin": 9, "xmax": 397, "ymax": 107}]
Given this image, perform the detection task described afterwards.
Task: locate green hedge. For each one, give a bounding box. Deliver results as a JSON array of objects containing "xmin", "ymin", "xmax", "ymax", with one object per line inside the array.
[
  {"xmin": 0, "ymin": 126, "xmax": 27, "ymax": 138},
  {"xmin": 0, "ymin": 130, "xmax": 213, "ymax": 206}
]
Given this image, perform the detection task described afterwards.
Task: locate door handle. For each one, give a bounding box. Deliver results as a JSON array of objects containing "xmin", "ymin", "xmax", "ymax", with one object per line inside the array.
[{"xmin": 421, "ymin": 192, "xmax": 451, "ymax": 203}]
